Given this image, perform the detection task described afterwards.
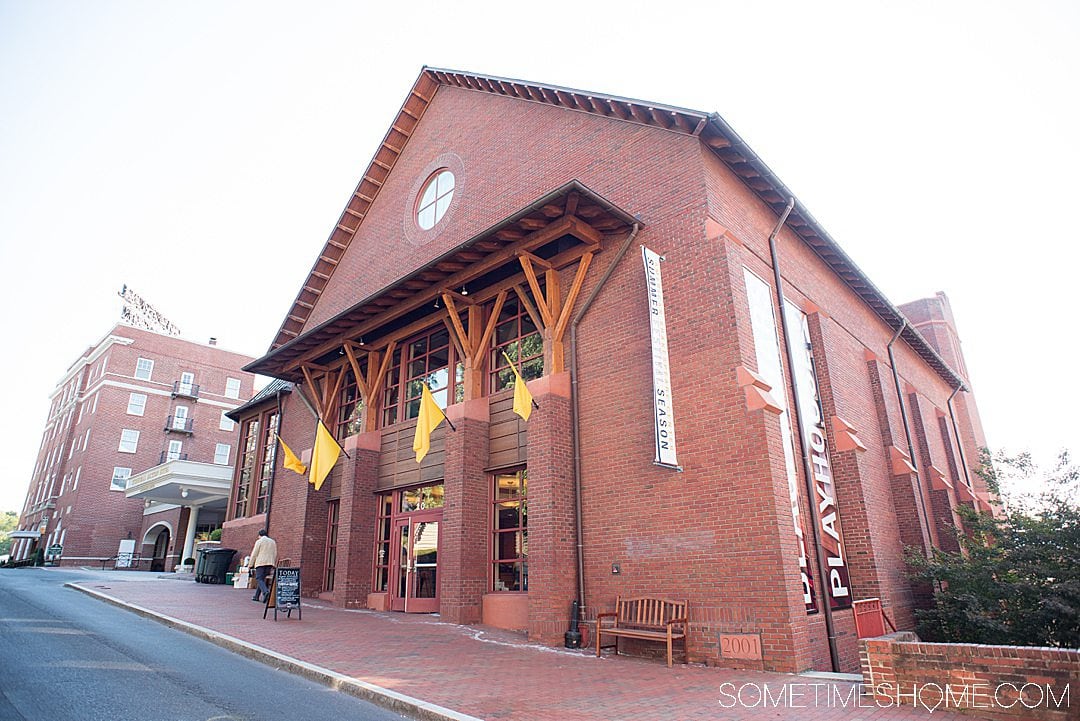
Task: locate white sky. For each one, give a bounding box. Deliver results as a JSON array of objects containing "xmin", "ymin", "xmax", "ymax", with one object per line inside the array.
[{"xmin": 1, "ymin": 0, "xmax": 1077, "ymax": 511}]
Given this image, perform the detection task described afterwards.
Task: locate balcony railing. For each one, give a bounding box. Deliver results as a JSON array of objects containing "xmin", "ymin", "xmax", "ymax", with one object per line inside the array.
[
  {"xmin": 172, "ymin": 381, "xmax": 200, "ymax": 399},
  {"xmin": 159, "ymin": 451, "xmax": 190, "ymax": 464},
  {"xmin": 165, "ymin": 416, "xmax": 194, "ymax": 434}
]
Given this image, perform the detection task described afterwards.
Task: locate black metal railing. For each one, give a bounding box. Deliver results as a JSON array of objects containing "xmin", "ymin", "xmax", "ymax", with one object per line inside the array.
[
  {"xmin": 159, "ymin": 451, "xmax": 190, "ymax": 464},
  {"xmin": 165, "ymin": 415, "xmax": 194, "ymax": 433},
  {"xmin": 171, "ymin": 381, "xmax": 200, "ymax": 399}
]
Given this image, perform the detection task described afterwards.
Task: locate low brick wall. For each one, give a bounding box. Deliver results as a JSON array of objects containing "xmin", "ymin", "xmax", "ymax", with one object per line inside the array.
[{"xmin": 860, "ymin": 632, "xmax": 1079, "ymax": 720}]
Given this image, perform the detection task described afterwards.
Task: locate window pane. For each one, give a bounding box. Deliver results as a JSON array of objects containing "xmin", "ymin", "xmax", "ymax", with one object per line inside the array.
[
  {"xmin": 495, "ymin": 473, "xmax": 521, "ymax": 500},
  {"xmin": 496, "ymin": 501, "xmax": 521, "ymax": 530},
  {"xmin": 419, "ymin": 181, "xmax": 438, "ymax": 210},
  {"xmin": 495, "ymin": 562, "xmax": 522, "ymax": 592},
  {"xmin": 437, "ymin": 170, "xmax": 455, "ymax": 195}
]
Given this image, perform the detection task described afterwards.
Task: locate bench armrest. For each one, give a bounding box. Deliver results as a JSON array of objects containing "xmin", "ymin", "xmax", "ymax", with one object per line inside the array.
[
  {"xmin": 596, "ymin": 612, "xmax": 618, "ymax": 627},
  {"xmin": 666, "ymin": 617, "xmax": 688, "ymax": 628}
]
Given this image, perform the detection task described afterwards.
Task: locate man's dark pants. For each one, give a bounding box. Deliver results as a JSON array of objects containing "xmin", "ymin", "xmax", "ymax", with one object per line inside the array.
[{"xmin": 254, "ymin": 565, "xmax": 273, "ymax": 601}]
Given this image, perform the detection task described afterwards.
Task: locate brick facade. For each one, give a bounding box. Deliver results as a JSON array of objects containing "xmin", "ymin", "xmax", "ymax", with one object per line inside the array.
[
  {"xmin": 237, "ymin": 70, "xmax": 993, "ymax": 674},
  {"xmin": 861, "ymin": 632, "xmax": 1079, "ymax": 721},
  {"xmin": 14, "ymin": 325, "xmax": 254, "ymax": 569}
]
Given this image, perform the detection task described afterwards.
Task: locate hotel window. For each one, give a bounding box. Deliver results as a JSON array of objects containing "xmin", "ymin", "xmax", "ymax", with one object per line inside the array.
[
  {"xmin": 214, "ymin": 443, "xmax": 231, "ymax": 465},
  {"xmin": 111, "ymin": 467, "xmax": 131, "ymax": 491},
  {"xmin": 134, "ymin": 358, "xmax": 154, "ymax": 380},
  {"xmin": 256, "ymin": 413, "xmax": 278, "ymax": 514},
  {"xmin": 234, "ymin": 419, "xmax": 260, "ymax": 518},
  {"xmin": 118, "ymin": 429, "xmax": 139, "ymax": 453},
  {"xmin": 220, "ymin": 411, "xmax": 235, "ymax": 432},
  {"xmin": 166, "ymin": 440, "xmax": 183, "ymax": 461},
  {"xmin": 127, "ymin": 393, "xmax": 147, "ymax": 416},
  {"xmin": 490, "ymin": 296, "xmax": 543, "ymax": 392},
  {"xmin": 172, "ymin": 405, "xmax": 189, "ymax": 430},
  {"xmin": 337, "ymin": 367, "xmax": 365, "ymax": 439},
  {"xmin": 225, "ymin": 377, "xmax": 241, "ymax": 399},
  {"xmin": 492, "ymin": 469, "xmax": 527, "ymax": 592},
  {"xmin": 416, "ymin": 169, "xmax": 455, "ymax": 230}
]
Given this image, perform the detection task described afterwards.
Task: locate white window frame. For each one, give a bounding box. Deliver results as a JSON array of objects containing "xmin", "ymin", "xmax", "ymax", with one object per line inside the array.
[
  {"xmin": 127, "ymin": 392, "xmax": 148, "ymax": 416},
  {"xmin": 219, "ymin": 411, "xmax": 235, "ymax": 432},
  {"xmin": 224, "ymin": 377, "xmax": 241, "ymax": 399},
  {"xmin": 73, "ymin": 467, "xmax": 81, "ymax": 490},
  {"xmin": 166, "ymin": 440, "xmax": 183, "ymax": 461},
  {"xmin": 111, "ymin": 467, "xmax": 131, "ymax": 490},
  {"xmin": 172, "ymin": 405, "xmax": 189, "ymax": 430},
  {"xmin": 91, "ymin": 392, "xmax": 99, "ymax": 414},
  {"xmin": 134, "ymin": 357, "xmax": 154, "ymax": 380},
  {"xmin": 179, "ymin": 371, "xmax": 195, "ymax": 395},
  {"xmin": 214, "ymin": 443, "xmax": 231, "ymax": 465},
  {"xmin": 118, "ymin": 429, "xmax": 140, "ymax": 454},
  {"xmin": 83, "ymin": 428, "xmax": 91, "ymax": 451}
]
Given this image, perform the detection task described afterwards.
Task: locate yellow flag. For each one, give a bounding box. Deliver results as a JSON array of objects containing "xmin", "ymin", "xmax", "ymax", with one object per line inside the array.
[
  {"xmin": 276, "ymin": 433, "xmax": 307, "ymax": 475},
  {"xmin": 412, "ymin": 384, "xmax": 445, "ymax": 463},
  {"xmin": 503, "ymin": 351, "xmax": 533, "ymax": 422},
  {"xmin": 308, "ymin": 420, "xmax": 341, "ymax": 491}
]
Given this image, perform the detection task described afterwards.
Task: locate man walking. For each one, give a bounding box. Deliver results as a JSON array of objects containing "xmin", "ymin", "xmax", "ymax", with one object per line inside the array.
[{"xmin": 249, "ymin": 529, "xmax": 277, "ymax": 603}]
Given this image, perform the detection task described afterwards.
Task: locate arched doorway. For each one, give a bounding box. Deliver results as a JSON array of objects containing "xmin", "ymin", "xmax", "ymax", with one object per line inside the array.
[{"xmin": 150, "ymin": 527, "xmax": 170, "ymax": 572}]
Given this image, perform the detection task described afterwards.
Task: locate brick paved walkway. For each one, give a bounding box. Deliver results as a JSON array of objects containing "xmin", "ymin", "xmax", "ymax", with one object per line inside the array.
[{"xmin": 59, "ymin": 568, "xmax": 965, "ymax": 721}]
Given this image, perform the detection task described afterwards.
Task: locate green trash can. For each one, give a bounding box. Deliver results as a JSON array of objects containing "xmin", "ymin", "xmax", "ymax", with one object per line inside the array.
[{"xmin": 201, "ymin": 548, "xmax": 236, "ymax": 584}]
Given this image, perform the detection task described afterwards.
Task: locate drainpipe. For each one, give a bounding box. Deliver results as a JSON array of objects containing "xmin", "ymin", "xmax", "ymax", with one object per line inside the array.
[
  {"xmin": 886, "ymin": 322, "xmax": 933, "ymax": 553},
  {"xmin": 569, "ymin": 221, "xmax": 641, "ymax": 619},
  {"xmin": 946, "ymin": 384, "xmax": 972, "ymax": 490},
  {"xmin": 767, "ymin": 197, "xmax": 841, "ymax": 674}
]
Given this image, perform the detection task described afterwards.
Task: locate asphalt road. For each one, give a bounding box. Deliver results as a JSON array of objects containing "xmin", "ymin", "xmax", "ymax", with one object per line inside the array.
[{"xmin": 0, "ymin": 567, "xmax": 409, "ymax": 721}]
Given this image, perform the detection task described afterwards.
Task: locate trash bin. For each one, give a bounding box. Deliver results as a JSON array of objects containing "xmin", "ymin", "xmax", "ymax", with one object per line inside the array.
[
  {"xmin": 201, "ymin": 548, "xmax": 236, "ymax": 584},
  {"xmin": 194, "ymin": 548, "xmax": 210, "ymax": 583}
]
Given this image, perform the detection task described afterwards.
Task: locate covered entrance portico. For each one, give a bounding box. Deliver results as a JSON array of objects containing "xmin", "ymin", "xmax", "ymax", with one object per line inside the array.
[{"xmin": 125, "ymin": 459, "xmax": 232, "ymax": 569}]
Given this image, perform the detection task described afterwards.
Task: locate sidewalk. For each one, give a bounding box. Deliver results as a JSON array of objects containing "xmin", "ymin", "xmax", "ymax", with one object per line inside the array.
[{"xmin": 62, "ymin": 568, "xmax": 961, "ymax": 721}]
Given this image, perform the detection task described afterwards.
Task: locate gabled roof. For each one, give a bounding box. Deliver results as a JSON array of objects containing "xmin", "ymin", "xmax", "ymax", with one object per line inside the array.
[
  {"xmin": 225, "ymin": 378, "xmax": 292, "ymax": 421},
  {"xmin": 268, "ymin": 67, "xmax": 965, "ymax": 390}
]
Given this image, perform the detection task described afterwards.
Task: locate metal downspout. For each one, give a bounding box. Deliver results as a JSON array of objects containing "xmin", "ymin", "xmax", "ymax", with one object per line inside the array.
[
  {"xmin": 886, "ymin": 322, "xmax": 933, "ymax": 552},
  {"xmin": 767, "ymin": 197, "xmax": 841, "ymax": 674},
  {"xmin": 569, "ymin": 222, "xmax": 641, "ymax": 618},
  {"xmin": 946, "ymin": 385, "xmax": 973, "ymax": 490}
]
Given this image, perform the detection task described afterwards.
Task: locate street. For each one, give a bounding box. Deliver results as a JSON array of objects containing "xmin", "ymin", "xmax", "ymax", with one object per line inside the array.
[{"xmin": 0, "ymin": 568, "xmax": 408, "ymax": 721}]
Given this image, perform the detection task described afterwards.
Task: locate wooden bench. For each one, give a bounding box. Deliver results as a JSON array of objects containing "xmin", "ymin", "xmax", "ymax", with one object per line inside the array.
[{"xmin": 595, "ymin": 596, "xmax": 688, "ymax": 667}]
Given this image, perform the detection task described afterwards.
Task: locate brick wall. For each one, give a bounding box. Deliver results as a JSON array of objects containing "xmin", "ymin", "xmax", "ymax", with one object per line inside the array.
[{"xmin": 861, "ymin": 632, "xmax": 1079, "ymax": 720}]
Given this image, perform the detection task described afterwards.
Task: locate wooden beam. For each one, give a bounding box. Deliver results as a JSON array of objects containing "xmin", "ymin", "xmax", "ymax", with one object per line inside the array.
[
  {"xmin": 517, "ymin": 250, "xmax": 553, "ymax": 270},
  {"xmin": 324, "ymin": 366, "xmax": 346, "ymax": 426},
  {"xmin": 519, "ymin": 254, "xmax": 552, "ymax": 328},
  {"xmin": 300, "ymin": 365, "xmax": 326, "ymax": 419},
  {"xmin": 441, "ymin": 288, "xmax": 476, "ymax": 306},
  {"xmin": 343, "ymin": 344, "xmax": 370, "ymax": 402},
  {"xmin": 442, "ymin": 294, "xmax": 473, "ymax": 358},
  {"xmin": 553, "ymin": 252, "xmax": 594, "ymax": 342},
  {"xmin": 284, "ymin": 216, "xmax": 580, "ymax": 372},
  {"xmin": 545, "ymin": 268, "xmax": 562, "ymax": 328},
  {"xmin": 443, "ymin": 316, "xmax": 467, "ymax": 363},
  {"xmin": 564, "ymin": 192, "xmax": 579, "ymax": 217},
  {"xmin": 366, "ymin": 340, "xmax": 397, "ymax": 404},
  {"xmin": 476, "ymin": 290, "xmax": 508, "ymax": 358},
  {"xmin": 513, "ymin": 285, "xmax": 544, "ymax": 334}
]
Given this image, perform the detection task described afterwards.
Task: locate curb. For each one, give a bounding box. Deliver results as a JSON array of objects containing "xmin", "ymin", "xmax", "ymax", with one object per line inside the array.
[{"xmin": 66, "ymin": 582, "xmax": 484, "ymax": 721}]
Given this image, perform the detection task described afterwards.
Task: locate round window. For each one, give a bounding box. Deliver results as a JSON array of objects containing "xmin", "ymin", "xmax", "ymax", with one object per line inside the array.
[{"xmin": 416, "ymin": 170, "xmax": 455, "ymax": 230}]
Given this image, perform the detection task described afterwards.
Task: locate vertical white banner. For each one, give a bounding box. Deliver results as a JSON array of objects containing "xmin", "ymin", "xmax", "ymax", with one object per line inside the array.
[
  {"xmin": 744, "ymin": 269, "xmax": 817, "ymax": 613},
  {"xmin": 642, "ymin": 246, "xmax": 679, "ymax": 467}
]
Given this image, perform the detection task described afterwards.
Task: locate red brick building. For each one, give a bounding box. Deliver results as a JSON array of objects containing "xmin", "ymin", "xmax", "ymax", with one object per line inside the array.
[
  {"xmin": 233, "ymin": 68, "xmax": 992, "ymax": 674},
  {"xmin": 13, "ymin": 324, "xmax": 255, "ymax": 571}
]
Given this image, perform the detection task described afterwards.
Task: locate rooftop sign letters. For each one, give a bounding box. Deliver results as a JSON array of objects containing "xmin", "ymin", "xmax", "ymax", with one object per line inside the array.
[{"xmin": 118, "ymin": 284, "xmax": 181, "ymax": 336}]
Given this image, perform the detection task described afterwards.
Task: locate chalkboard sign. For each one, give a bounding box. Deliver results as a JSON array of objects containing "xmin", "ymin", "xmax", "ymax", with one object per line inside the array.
[{"xmin": 263, "ymin": 567, "xmax": 302, "ymax": 621}]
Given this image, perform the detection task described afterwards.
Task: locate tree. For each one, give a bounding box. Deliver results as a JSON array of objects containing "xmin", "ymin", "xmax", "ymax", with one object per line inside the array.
[
  {"xmin": 0, "ymin": 511, "xmax": 19, "ymax": 556},
  {"xmin": 907, "ymin": 451, "xmax": 1080, "ymax": 648}
]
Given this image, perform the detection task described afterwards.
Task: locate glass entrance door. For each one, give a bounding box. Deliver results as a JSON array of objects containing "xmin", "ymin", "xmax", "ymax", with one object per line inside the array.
[{"xmin": 390, "ymin": 512, "xmax": 441, "ymax": 613}]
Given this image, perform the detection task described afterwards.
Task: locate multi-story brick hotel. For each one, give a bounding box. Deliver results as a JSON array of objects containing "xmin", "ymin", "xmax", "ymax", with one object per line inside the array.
[
  {"xmin": 12, "ymin": 323, "xmax": 255, "ymax": 571},
  {"xmin": 226, "ymin": 68, "xmax": 991, "ymax": 674}
]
